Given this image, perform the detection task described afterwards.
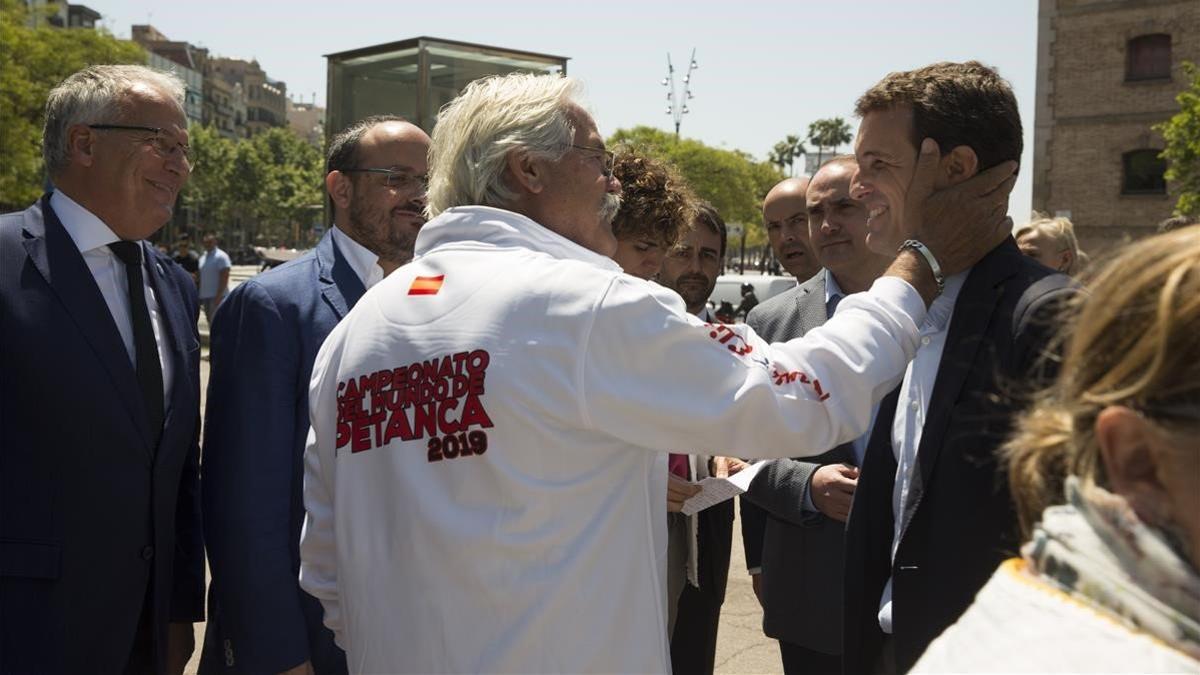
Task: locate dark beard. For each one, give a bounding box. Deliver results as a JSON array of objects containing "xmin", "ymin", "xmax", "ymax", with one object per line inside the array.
[
  {"xmin": 668, "ymin": 273, "xmax": 713, "ymax": 314},
  {"xmin": 346, "ymin": 200, "xmax": 420, "ymax": 265}
]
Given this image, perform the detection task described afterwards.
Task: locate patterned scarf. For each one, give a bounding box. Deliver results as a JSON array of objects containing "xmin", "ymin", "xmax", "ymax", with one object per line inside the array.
[{"xmin": 1024, "ymin": 476, "xmax": 1200, "ymax": 659}]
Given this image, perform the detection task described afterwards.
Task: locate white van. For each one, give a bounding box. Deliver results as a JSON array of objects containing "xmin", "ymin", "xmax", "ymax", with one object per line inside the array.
[{"xmin": 707, "ymin": 274, "xmax": 797, "ymax": 319}]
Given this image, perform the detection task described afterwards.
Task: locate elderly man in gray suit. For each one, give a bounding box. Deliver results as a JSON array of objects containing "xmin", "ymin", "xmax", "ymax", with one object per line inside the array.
[{"xmin": 740, "ymin": 158, "xmax": 892, "ymax": 674}]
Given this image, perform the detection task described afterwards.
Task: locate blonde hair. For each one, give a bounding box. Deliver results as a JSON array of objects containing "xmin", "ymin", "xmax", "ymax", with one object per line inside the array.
[
  {"xmin": 1015, "ymin": 213, "xmax": 1088, "ymax": 275},
  {"xmin": 426, "ymin": 73, "xmax": 579, "ymax": 217},
  {"xmin": 1006, "ymin": 227, "xmax": 1200, "ymax": 535}
]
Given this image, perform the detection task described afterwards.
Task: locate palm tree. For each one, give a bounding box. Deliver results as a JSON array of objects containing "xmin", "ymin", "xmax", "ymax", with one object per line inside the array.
[
  {"xmin": 769, "ymin": 135, "xmax": 807, "ymax": 176},
  {"xmin": 807, "ymin": 117, "xmax": 853, "ymax": 170}
]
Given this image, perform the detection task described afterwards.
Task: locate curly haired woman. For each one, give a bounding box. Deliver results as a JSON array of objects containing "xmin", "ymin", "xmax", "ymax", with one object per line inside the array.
[{"xmin": 609, "ymin": 149, "xmax": 697, "ymax": 280}]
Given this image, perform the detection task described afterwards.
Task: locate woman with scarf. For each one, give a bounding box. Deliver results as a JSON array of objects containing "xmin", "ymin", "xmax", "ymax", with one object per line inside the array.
[{"xmin": 913, "ymin": 226, "xmax": 1200, "ymax": 672}]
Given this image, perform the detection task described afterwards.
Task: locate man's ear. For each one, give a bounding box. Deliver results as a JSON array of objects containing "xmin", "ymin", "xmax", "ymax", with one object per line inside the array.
[
  {"xmin": 506, "ymin": 148, "xmax": 545, "ymax": 195},
  {"xmin": 325, "ymin": 171, "xmax": 354, "ymax": 213},
  {"xmin": 68, "ymin": 124, "xmax": 98, "ymax": 168},
  {"xmin": 937, "ymin": 145, "xmax": 979, "ymax": 188},
  {"xmin": 1095, "ymin": 406, "xmax": 1173, "ymax": 526}
]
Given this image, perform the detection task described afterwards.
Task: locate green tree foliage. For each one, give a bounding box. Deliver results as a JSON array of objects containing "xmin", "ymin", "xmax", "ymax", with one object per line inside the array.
[
  {"xmin": 0, "ymin": 0, "xmax": 146, "ymax": 208},
  {"xmin": 807, "ymin": 117, "xmax": 853, "ymax": 169},
  {"xmin": 180, "ymin": 125, "xmax": 324, "ymax": 246},
  {"xmin": 608, "ymin": 126, "xmax": 784, "ymax": 247},
  {"xmin": 252, "ymin": 127, "xmax": 325, "ymax": 244},
  {"xmin": 1156, "ymin": 62, "xmax": 1200, "ymax": 218},
  {"xmin": 182, "ymin": 124, "xmax": 234, "ymax": 225}
]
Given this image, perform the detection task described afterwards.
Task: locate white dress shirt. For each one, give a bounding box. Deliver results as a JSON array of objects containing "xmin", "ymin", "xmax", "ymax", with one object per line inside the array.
[
  {"xmin": 876, "ymin": 269, "xmax": 969, "ymax": 633},
  {"xmin": 51, "ymin": 190, "xmax": 173, "ymax": 413},
  {"xmin": 330, "ymin": 226, "xmax": 385, "ymax": 290}
]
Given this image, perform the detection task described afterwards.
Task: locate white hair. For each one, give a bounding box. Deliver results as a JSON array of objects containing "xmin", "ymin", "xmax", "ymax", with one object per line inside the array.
[
  {"xmin": 43, "ymin": 65, "xmax": 186, "ymax": 176},
  {"xmin": 426, "ymin": 73, "xmax": 580, "ymax": 217}
]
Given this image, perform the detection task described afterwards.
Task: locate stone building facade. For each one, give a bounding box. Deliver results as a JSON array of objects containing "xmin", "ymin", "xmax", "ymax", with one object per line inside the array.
[
  {"xmin": 1032, "ymin": 0, "xmax": 1197, "ymax": 253},
  {"xmin": 209, "ymin": 58, "xmax": 288, "ymax": 136}
]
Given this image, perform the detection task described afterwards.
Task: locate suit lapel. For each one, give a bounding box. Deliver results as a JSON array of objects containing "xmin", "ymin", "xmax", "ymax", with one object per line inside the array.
[
  {"xmin": 792, "ymin": 274, "xmax": 828, "ymax": 338},
  {"xmin": 317, "ymin": 231, "xmax": 366, "ymax": 319},
  {"xmin": 21, "ymin": 197, "xmax": 152, "ymax": 458},
  {"xmin": 767, "ymin": 273, "xmax": 825, "ymax": 342},
  {"xmin": 903, "ymin": 240, "xmax": 1019, "ymax": 533}
]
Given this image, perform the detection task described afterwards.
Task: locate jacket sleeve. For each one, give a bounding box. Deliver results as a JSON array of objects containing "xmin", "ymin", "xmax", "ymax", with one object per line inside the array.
[
  {"xmin": 580, "ymin": 276, "xmax": 924, "ymax": 457},
  {"xmin": 201, "ymin": 281, "xmax": 312, "ymax": 671},
  {"xmin": 743, "ymin": 459, "xmax": 824, "ymax": 527},
  {"xmin": 171, "ymin": 268, "xmax": 205, "ymax": 622},
  {"xmin": 299, "ymin": 326, "xmax": 348, "ymax": 651},
  {"xmin": 739, "ymin": 496, "xmax": 766, "ymax": 571}
]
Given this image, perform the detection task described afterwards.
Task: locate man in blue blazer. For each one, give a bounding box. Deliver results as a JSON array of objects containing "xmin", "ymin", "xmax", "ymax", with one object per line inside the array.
[
  {"xmin": 0, "ymin": 66, "xmax": 204, "ymax": 673},
  {"xmin": 199, "ymin": 116, "xmax": 430, "ymax": 675}
]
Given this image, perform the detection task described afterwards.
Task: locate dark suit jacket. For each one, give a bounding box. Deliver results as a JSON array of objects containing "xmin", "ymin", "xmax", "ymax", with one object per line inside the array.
[
  {"xmin": 740, "ymin": 271, "xmax": 855, "ymax": 655},
  {"xmin": 199, "ymin": 232, "xmax": 361, "ymax": 674},
  {"xmin": 0, "ymin": 196, "xmax": 204, "ymax": 674},
  {"xmin": 842, "ymin": 238, "xmax": 1074, "ymax": 674}
]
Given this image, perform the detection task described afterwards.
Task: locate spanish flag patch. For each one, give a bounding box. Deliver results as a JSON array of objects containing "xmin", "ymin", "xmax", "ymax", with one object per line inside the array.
[{"xmin": 408, "ymin": 275, "xmax": 445, "ymax": 296}]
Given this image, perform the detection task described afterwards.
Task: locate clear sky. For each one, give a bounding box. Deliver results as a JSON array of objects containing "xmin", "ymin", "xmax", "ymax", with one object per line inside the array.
[{"xmin": 96, "ymin": 0, "xmax": 1039, "ymax": 222}]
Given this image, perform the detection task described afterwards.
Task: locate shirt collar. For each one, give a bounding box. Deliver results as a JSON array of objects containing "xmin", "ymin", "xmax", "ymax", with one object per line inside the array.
[
  {"xmin": 415, "ymin": 206, "xmax": 622, "ymax": 273},
  {"xmin": 50, "ymin": 189, "xmax": 122, "ymax": 254},
  {"xmin": 331, "ymin": 226, "xmax": 385, "ymax": 290},
  {"xmin": 925, "ymin": 269, "xmax": 969, "ymax": 333},
  {"xmin": 824, "ymin": 268, "xmax": 846, "ymax": 304}
]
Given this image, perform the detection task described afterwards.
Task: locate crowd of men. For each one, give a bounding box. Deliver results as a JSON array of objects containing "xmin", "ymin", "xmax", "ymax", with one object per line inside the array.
[{"xmin": 1, "ymin": 58, "xmax": 1195, "ymax": 675}]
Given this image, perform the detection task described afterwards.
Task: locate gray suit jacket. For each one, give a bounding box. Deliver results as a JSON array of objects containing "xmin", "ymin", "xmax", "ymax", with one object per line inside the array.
[{"xmin": 739, "ymin": 271, "xmax": 855, "ymax": 655}]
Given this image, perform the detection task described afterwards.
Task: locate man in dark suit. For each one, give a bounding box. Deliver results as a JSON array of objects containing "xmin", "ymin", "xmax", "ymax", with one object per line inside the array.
[
  {"xmin": 0, "ymin": 65, "xmax": 204, "ymax": 673},
  {"xmin": 199, "ymin": 116, "xmax": 431, "ymax": 675},
  {"xmin": 842, "ymin": 61, "xmax": 1075, "ymax": 674},
  {"xmin": 657, "ymin": 204, "xmax": 739, "ymax": 674},
  {"xmin": 741, "ymin": 157, "xmax": 893, "ymax": 674}
]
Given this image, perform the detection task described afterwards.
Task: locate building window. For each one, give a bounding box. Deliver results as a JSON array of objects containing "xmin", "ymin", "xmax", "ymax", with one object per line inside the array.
[
  {"xmin": 1122, "ymin": 149, "xmax": 1167, "ymax": 195},
  {"xmin": 1126, "ymin": 34, "xmax": 1171, "ymax": 81}
]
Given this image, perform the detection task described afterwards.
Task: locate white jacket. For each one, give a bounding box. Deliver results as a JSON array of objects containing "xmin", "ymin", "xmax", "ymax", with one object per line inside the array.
[
  {"xmin": 913, "ymin": 560, "xmax": 1200, "ymax": 673},
  {"xmin": 299, "ymin": 206, "xmax": 925, "ymax": 674}
]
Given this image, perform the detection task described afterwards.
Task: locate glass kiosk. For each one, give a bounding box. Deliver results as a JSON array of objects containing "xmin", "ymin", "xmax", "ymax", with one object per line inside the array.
[{"xmin": 325, "ymin": 37, "xmax": 569, "ymax": 137}]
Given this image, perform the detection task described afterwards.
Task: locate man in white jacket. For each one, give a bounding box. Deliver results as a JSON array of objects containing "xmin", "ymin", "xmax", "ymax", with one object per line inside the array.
[{"xmin": 299, "ymin": 73, "xmax": 1017, "ymax": 674}]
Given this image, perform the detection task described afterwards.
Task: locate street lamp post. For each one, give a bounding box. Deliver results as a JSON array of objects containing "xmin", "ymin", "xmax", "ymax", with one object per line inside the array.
[{"xmin": 661, "ymin": 49, "xmax": 697, "ymax": 138}]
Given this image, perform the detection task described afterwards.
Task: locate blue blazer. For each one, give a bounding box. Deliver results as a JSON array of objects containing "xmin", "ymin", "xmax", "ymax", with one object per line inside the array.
[
  {"xmin": 0, "ymin": 196, "xmax": 205, "ymax": 674},
  {"xmin": 199, "ymin": 232, "xmax": 362, "ymax": 674}
]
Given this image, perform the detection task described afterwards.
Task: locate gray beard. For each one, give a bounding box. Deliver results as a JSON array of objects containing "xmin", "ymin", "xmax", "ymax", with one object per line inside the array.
[{"xmin": 599, "ymin": 193, "xmax": 622, "ymax": 225}]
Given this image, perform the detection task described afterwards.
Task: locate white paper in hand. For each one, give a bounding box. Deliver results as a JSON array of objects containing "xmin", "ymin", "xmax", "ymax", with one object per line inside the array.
[{"xmin": 680, "ymin": 460, "xmax": 768, "ymax": 516}]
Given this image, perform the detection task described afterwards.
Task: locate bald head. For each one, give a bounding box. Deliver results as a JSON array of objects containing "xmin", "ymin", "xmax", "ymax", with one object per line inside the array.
[
  {"xmin": 325, "ymin": 117, "xmax": 431, "ymax": 273},
  {"xmin": 764, "ymin": 177, "xmax": 810, "ymax": 205},
  {"xmin": 762, "ymin": 177, "xmax": 820, "ymax": 280},
  {"xmin": 806, "ymin": 156, "xmax": 891, "ymax": 293}
]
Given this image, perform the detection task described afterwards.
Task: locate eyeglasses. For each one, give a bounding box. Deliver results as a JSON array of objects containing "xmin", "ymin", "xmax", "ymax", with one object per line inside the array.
[
  {"xmin": 88, "ymin": 124, "xmax": 193, "ymax": 170},
  {"xmin": 570, "ymin": 144, "xmax": 615, "ymax": 177},
  {"xmin": 340, "ymin": 168, "xmax": 429, "ymax": 192}
]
